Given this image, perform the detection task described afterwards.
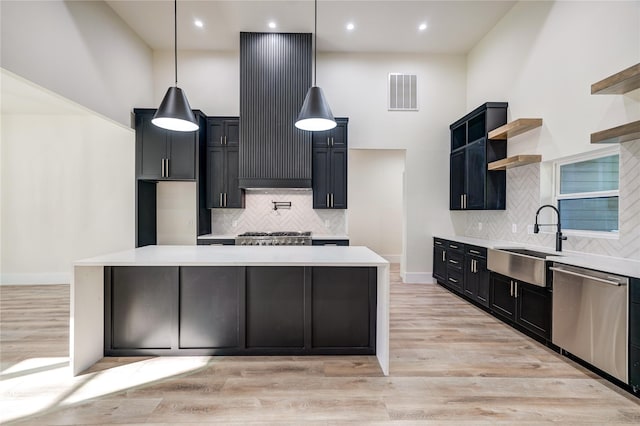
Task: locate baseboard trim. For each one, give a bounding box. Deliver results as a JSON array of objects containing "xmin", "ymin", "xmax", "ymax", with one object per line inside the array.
[
  {"xmin": 0, "ymin": 273, "xmax": 71, "ymax": 285},
  {"xmin": 382, "ymin": 254, "xmax": 401, "ymax": 263},
  {"xmin": 400, "ymin": 272, "xmax": 435, "ymax": 284}
]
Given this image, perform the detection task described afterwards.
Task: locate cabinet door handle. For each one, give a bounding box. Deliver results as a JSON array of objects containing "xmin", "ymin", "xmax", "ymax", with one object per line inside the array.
[
  {"xmin": 219, "ymin": 193, "xmax": 223, "ymax": 207},
  {"xmin": 161, "ymin": 158, "xmax": 165, "ymax": 177},
  {"xmin": 330, "ymin": 193, "xmax": 334, "ymax": 207},
  {"xmin": 331, "ymin": 137, "xmax": 335, "ymax": 146},
  {"xmin": 166, "ymin": 158, "xmax": 169, "ymax": 177},
  {"xmin": 225, "ymin": 136, "xmax": 227, "ymax": 145},
  {"xmin": 442, "ymin": 251, "xmax": 446, "ymax": 262},
  {"xmin": 225, "ymin": 193, "xmax": 227, "ymax": 207},
  {"xmin": 327, "ymin": 137, "xmax": 330, "ymax": 147},
  {"xmin": 514, "ymin": 282, "xmax": 518, "ymax": 298},
  {"xmin": 220, "ymin": 136, "xmax": 223, "ymax": 145},
  {"xmin": 326, "ymin": 193, "xmax": 330, "ymax": 207},
  {"xmin": 510, "ymin": 280, "xmax": 513, "ymax": 297},
  {"xmin": 471, "ymin": 259, "xmax": 476, "ymax": 273}
]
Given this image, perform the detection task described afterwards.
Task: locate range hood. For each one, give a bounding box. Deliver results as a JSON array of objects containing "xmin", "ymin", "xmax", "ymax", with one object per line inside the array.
[{"xmin": 239, "ymin": 32, "xmax": 312, "ymax": 189}]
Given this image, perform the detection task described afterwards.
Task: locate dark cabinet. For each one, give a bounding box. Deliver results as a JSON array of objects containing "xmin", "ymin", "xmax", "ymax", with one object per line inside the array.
[
  {"xmin": 206, "ymin": 117, "xmax": 244, "ymax": 209},
  {"xmin": 108, "ymin": 266, "xmax": 178, "ymax": 350},
  {"xmin": 106, "ymin": 265, "xmax": 376, "ymax": 356},
  {"xmin": 444, "ymin": 241, "xmax": 464, "ymax": 294},
  {"xmin": 246, "ymin": 267, "xmax": 306, "ymax": 348},
  {"xmin": 179, "ymin": 267, "xmax": 243, "ymax": 349},
  {"xmin": 449, "ymin": 103, "xmax": 508, "ymax": 210},
  {"xmin": 490, "ymin": 273, "xmax": 551, "ymax": 340},
  {"xmin": 464, "ymin": 245, "xmax": 489, "ymax": 308},
  {"xmin": 432, "ymin": 238, "xmax": 447, "ymax": 283},
  {"xmin": 313, "ymin": 118, "xmax": 348, "ymax": 209},
  {"xmin": 311, "ymin": 267, "xmax": 375, "ymax": 349},
  {"xmin": 135, "ymin": 109, "xmax": 197, "ymax": 180},
  {"xmin": 312, "ymin": 239, "xmax": 349, "ymax": 246},
  {"xmin": 197, "ymin": 238, "xmax": 235, "ymax": 246},
  {"xmin": 490, "ymin": 273, "xmax": 516, "ymax": 321}
]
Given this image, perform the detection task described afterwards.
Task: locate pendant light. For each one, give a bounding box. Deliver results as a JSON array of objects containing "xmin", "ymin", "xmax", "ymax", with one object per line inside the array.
[
  {"xmin": 295, "ymin": 0, "xmax": 336, "ymax": 132},
  {"xmin": 152, "ymin": 0, "xmax": 198, "ymax": 132}
]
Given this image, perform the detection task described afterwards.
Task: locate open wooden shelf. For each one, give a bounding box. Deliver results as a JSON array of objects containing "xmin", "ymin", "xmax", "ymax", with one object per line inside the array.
[
  {"xmin": 488, "ymin": 118, "xmax": 543, "ymax": 140},
  {"xmin": 591, "ymin": 63, "xmax": 640, "ymax": 95},
  {"xmin": 488, "ymin": 155, "xmax": 542, "ymax": 171},
  {"xmin": 591, "ymin": 120, "xmax": 640, "ymax": 144}
]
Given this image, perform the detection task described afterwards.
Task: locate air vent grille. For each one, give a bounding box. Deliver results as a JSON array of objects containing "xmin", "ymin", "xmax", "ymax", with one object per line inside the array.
[{"xmin": 388, "ymin": 73, "xmax": 418, "ymax": 111}]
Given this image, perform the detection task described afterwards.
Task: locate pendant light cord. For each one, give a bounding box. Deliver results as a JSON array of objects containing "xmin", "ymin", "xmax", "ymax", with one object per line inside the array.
[
  {"xmin": 174, "ymin": 0, "xmax": 178, "ymax": 86},
  {"xmin": 313, "ymin": 0, "xmax": 317, "ymax": 86}
]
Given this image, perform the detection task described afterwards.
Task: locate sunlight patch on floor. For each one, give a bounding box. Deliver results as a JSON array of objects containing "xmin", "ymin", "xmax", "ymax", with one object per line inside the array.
[{"xmin": 0, "ymin": 356, "xmax": 211, "ymax": 423}]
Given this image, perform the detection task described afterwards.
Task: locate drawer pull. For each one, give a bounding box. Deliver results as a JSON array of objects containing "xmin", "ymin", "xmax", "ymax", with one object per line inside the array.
[
  {"xmin": 450, "ymin": 244, "xmax": 458, "ymax": 249},
  {"xmin": 470, "ymin": 249, "xmax": 481, "ymax": 254},
  {"xmin": 448, "ymin": 277, "xmax": 458, "ymax": 283},
  {"xmin": 449, "ymin": 260, "xmax": 459, "ymax": 264}
]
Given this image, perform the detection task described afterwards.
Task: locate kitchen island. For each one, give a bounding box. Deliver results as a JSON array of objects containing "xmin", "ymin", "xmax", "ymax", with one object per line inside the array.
[{"xmin": 71, "ymin": 245, "xmax": 390, "ymax": 376}]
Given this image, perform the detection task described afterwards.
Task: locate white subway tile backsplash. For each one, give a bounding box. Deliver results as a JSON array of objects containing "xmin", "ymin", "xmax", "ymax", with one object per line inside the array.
[
  {"xmin": 211, "ymin": 190, "xmax": 347, "ymax": 235},
  {"xmin": 464, "ymin": 140, "xmax": 640, "ymax": 260}
]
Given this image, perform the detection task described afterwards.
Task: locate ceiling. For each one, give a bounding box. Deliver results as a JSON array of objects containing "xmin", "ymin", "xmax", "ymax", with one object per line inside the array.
[{"xmin": 106, "ymin": 0, "xmax": 516, "ymax": 54}]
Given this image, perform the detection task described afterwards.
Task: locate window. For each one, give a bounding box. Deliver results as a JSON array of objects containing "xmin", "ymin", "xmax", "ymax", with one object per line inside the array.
[{"xmin": 554, "ymin": 149, "xmax": 619, "ymax": 234}]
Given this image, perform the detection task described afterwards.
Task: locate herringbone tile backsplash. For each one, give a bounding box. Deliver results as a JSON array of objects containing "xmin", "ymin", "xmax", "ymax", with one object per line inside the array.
[
  {"xmin": 212, "ymin": 190, "xmax": 347, "ymax": 235},
  {"xmin": 464, "ymin": 140, "xmax": 640, "ymax": 260}
]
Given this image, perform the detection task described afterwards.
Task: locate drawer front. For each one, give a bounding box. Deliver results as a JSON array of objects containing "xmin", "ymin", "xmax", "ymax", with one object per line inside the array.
[
  {"xmin": 434, "ymin": 237, "xmax": 446, "ymax": 248},
  {"xmin": 447, "ymin": 251, "xmax": 464, "ymax": 271},
  {"xmin": 466, "ymin": 245, "xmax": 487, "ymax": 258},
  {"xmin": 446, "ymin": 269, "xmax": 463, "ymax": 293},
  {"xmin": 447, "ymin": 241, "xmax": 464, "ymax": 253}
]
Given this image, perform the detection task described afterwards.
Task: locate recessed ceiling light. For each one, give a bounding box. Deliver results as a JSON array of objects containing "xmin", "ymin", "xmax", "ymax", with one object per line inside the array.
[
  {"xmin": 268, "ymin": 21, "xmax": 277, "ymax": 29},
  {"xmin": 346, "ymin": 22, "xmax": 355, "ymax": 31},
  {"xmin": 418, "ymin": 23, "xmax": 427, "ymax": 31},
  {"xmin": 194, "ymin": 19, "xmax": 204, "ymax": 28}
]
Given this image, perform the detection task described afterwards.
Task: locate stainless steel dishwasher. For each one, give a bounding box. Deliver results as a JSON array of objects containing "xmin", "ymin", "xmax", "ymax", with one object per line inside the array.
[{"xmin": 551, "ymin": 263, "xmax": 629, "ymax": 383}]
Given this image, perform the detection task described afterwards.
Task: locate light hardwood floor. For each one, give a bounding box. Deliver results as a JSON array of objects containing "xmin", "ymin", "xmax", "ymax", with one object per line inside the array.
[{"xmin": 1, "ymin": 265, "xmax": 639, "ymax": 424}]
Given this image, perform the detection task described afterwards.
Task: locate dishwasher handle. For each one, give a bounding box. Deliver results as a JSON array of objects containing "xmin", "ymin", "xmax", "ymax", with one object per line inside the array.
[{"xmin": 550, "ymin": 266, "xmax": 628, "ymax": 287}]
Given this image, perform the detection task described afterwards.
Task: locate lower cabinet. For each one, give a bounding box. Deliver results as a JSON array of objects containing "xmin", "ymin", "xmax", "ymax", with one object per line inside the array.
[
  {"xmin": 110, "ymin": 266, "xmax": 177, "ymax": 350},
  {"xmin": 179, "ymin": 267, "xmax": 243, "ymax": 349},
  {"xmin": 464, "ymin": 245, "xmax": 489, "ymax": 308},
  {"xmin": 105, "ymin": 265, "xmax": 376, "ymax": 355},
  {"xmin": 490, "ymin": 272, "xmax": 551, "ymax": 340},
  {"xmin": 312, "ymin": 239, "xmax": 349, "ymax": 246},
  {"xmin": 630, "ymin": 278, "xmax": 640, "ymax": 393},
  {"xmin": 433, "ymin": 239, "xmax": 447, "ymax": 283}
]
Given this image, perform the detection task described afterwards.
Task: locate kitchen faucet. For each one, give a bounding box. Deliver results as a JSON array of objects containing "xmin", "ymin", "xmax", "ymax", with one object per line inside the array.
[{"xmin": 533, "ymin": 204, "xmax": 567, "ymax": 252}]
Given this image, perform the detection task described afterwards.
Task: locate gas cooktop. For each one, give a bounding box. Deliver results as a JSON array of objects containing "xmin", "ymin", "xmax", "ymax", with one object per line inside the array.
[{"xmin": 236, "ymin": 231, "xmax": 312, "ymax": 246}]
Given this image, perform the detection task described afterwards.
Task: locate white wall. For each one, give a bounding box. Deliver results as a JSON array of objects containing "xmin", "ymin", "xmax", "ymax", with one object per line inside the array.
[
  {"xmin": 0, "ymin": 0, "xmax": 154, "ymax": 126},
  {"xmin": 152, "ymin": 50, "xmax": 240, "ymax": 115},
  {"xmin": 467, "ymin": 0, "xmax": 640, "ymax": 161},
  {"xmin": 320, "ymin": 52, "xmax": 467, "ymax": 281},
  {"xmin": 348, "ymin": 149, "xmax": 405, "ymax": 262},
  {"xmin": 463, "ymin": 1, "xmax": 640, "ymax": 259},
  {"xmin": 1, "ymin": 86, "xmax": 135, "ymax": 284}
]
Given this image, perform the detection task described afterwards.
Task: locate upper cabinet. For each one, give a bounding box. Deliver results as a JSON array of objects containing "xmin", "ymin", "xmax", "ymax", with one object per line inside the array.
[
  {"xmin": 313, "ymin": 118, "xmax": 348, "ymax": 209},
  {"xmin": 206, "ymin": 117, "xmax": 244, "ymax": 209},
  {"xmin": 590, "ymin": 63, "xmax": 640, "ymax": 144},
  {"xmin": 449, "ymin": 103, "xmax": 508, "ymax": 211},
  {"xmin": 134, "ymin": 109, "xmax": 199, "ymax": 181}
]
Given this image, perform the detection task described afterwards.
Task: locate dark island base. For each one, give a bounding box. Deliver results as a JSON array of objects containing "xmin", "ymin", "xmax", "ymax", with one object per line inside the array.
[{"xmin": 104, "ymin": 265, "xmax": 377, "ymax": 356}]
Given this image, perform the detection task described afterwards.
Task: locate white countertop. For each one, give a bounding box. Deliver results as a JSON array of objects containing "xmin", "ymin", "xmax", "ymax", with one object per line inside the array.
[
  {"xmin": 435, "ymin": 235, "xmax": 640, "ymax": 279},
  {"xmin": 197, "ymin": 234, "xmax": 236, "ymax": 239},
  {"xmin": 197, "ymin": 234, "xmax": 350, "ymax": 240},
  {"xmin": 75, "ymin": 245, "xmax": 387, "ymax": 267}
]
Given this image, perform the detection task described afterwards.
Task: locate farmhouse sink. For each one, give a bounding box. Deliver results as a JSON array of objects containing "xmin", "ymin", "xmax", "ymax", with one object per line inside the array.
[{"xmin": 487, "ymin": 247, "xmax": 561, "ymax": 288}]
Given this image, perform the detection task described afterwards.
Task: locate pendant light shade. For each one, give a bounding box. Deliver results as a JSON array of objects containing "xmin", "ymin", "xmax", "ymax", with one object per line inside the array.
[
  {"xmin": 295, "ymin": 86, "xmax": 337, "ymax": 131},
  {"xmin": 152, "ymin": 87, "xmax": 198, "ymax": 132},
  {"xmin": 152, "ymin": 0, "xmax": 198, "ymax": 132},
  {"xmin": 295, "ymin": 0, "xmax": 336, "ymax": 132}
]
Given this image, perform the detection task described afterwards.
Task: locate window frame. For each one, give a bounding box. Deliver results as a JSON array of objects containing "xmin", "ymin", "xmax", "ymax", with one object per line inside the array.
[{"xmin": 552, "ymin": 146, "xmax": 620, "ymax": 239}]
